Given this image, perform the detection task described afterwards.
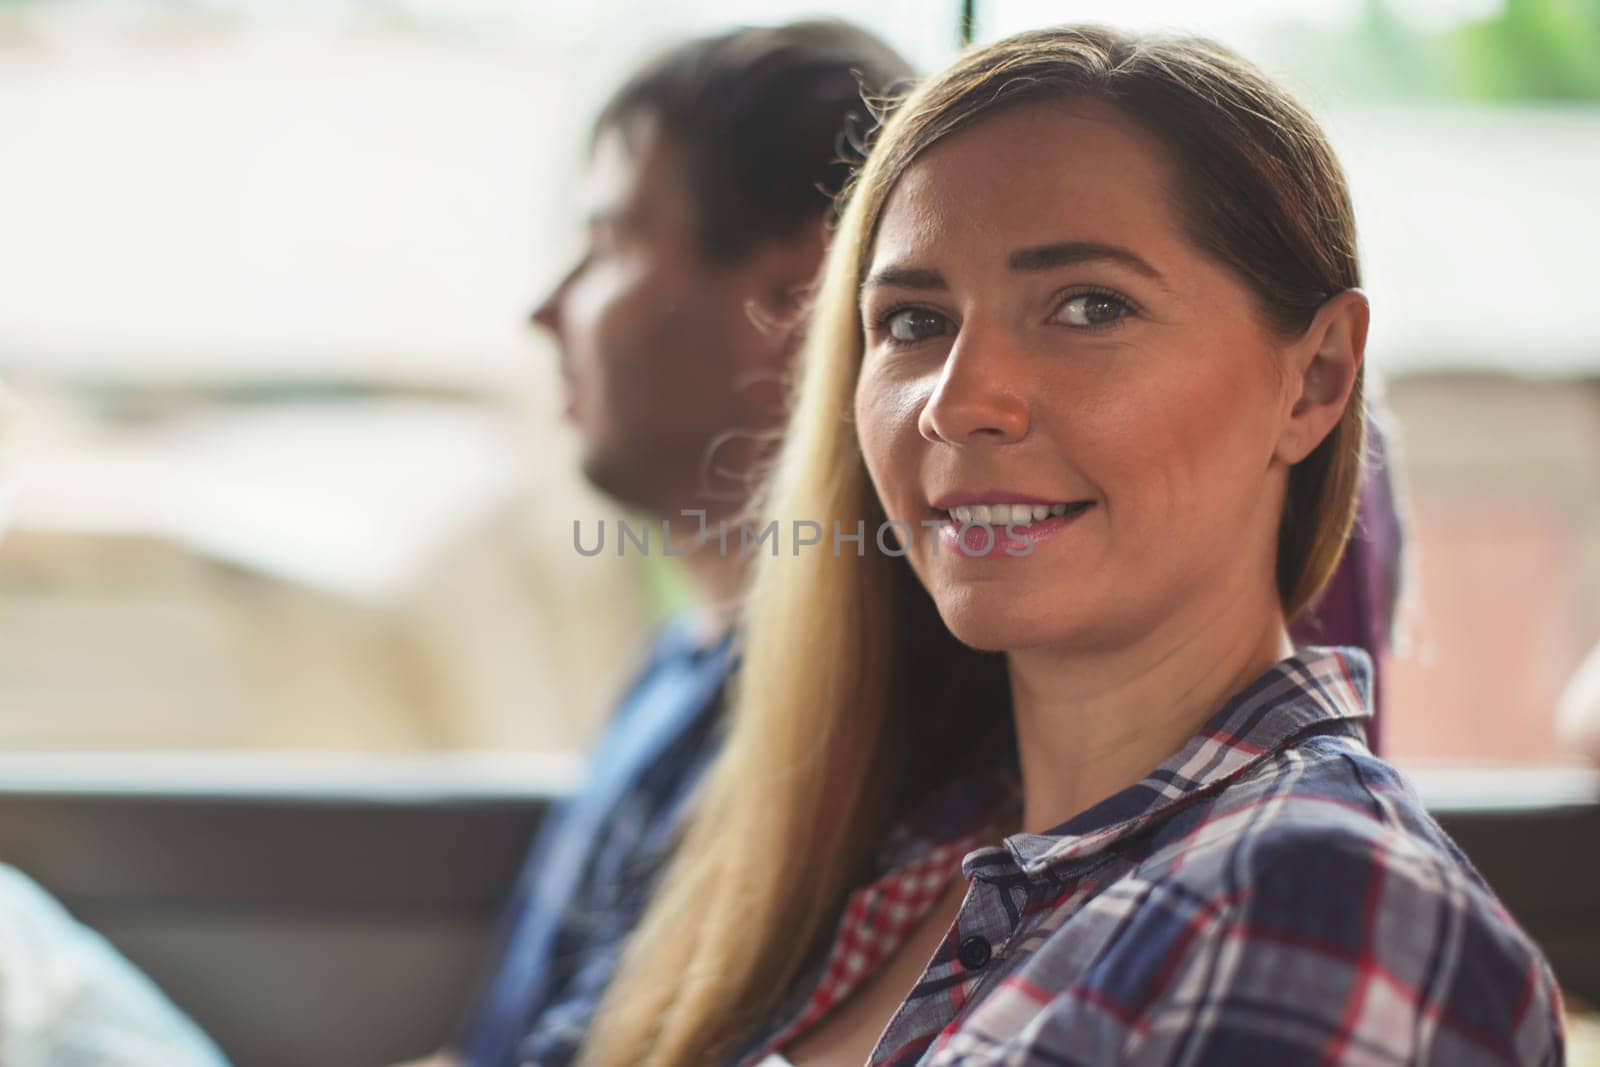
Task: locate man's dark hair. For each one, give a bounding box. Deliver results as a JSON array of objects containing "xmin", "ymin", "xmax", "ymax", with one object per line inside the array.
[{"xmin": 594, "ymin": 19, "xmax": 917, "ymax": 264}]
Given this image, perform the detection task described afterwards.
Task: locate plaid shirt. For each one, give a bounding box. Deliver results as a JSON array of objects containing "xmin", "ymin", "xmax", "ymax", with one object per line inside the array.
[
  {"xmin": 456, "ymin": 617, "xmax": 737, "ymax": 1067},
  {"xmin": 737, "ymin": 645, "xmax": 1565, "ymax": 1066}
]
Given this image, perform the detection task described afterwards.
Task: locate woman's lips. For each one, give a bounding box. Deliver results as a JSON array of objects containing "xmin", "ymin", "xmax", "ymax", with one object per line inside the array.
[{"xmin": 936, "ymin": 502, "xmax": 1095, "ymax": 559}]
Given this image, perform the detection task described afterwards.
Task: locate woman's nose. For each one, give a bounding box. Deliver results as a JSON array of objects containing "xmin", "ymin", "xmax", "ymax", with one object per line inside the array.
[{"xmin": 917, "ymin": 320, "xmax": 1030, "ymax": 446}]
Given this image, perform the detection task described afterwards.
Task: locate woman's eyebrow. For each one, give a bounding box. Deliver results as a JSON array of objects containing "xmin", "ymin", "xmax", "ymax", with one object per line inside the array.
[
  {"xmin": 860, "ymin": 265, "xmax": 946, "ymax": 293},
  {"xmin": 1009, "ymin": 240, "xmax": 1166, "ymax": 284},
  {"xmin": 861, "ymin": 241, "xmax": 1169, "ymax": 298}
]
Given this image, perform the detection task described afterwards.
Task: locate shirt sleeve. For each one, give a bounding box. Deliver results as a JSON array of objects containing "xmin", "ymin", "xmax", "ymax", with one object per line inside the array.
[
  {"xmin": 1109, "ymin": 832, "xmax": 1567, "ymax": 1066},
  {"xmin": 0, "ymin": 864, "xmax": 231, "ymax": 1067},
  {"xmin": 514, "ymin": 932, "xmax": 628, "ymax": 1066}
]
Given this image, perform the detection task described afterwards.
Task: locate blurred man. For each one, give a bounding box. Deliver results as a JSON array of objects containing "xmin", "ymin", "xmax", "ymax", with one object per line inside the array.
[{"xmin": 404, "ymin": 22, "xmax": 916, "ymax": 1067}]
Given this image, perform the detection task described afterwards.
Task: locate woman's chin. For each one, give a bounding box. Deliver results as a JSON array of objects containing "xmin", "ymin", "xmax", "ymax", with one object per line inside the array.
[{"xmin": 934, "ymin": 598, "xmax": 1076, "ymax": 654}]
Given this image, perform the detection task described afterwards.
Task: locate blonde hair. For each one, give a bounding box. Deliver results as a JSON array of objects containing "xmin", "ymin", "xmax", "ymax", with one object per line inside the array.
[{"xmin": 581, "ymin": 24, "xmax": 1367, "ymax": 1067}]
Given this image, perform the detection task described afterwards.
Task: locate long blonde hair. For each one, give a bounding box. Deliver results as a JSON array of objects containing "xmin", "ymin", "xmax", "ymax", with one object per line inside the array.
[{"xmin": 581, "ymin": 24, "xmax": 1368, "ymax": 1067}]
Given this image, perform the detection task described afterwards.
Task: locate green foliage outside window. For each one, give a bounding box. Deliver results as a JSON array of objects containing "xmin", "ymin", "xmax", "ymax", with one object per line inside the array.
[{"xmin": 1285, "ymin": 0, "xmax": 1600, "ymax": 103}]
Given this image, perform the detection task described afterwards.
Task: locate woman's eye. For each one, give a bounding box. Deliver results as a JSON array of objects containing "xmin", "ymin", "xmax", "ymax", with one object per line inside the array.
[
  {"xmin": 883, "ymin": 307, "xmax": 949, "ymax": 343},
  {"xmin": 1055, "ymin": 292, "xmax": 1133, "ymax": 328}
]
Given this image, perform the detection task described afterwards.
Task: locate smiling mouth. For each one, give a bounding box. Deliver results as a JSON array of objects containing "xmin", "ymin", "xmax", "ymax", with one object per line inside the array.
[{"xmin": 943, "ymin": 501, "xmax": 1094, "ymax": 527}]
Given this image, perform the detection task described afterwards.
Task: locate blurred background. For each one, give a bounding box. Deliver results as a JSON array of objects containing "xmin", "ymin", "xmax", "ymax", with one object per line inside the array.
[{"xmin": 0, "ymin": 0, "xmax": 1596, "ymax": 768}]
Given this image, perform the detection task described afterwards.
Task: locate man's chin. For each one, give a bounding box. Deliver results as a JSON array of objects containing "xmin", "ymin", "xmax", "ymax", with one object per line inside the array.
[{"xmin": 579, "ymin": 448, "xmax": 667, "ymax": 516}]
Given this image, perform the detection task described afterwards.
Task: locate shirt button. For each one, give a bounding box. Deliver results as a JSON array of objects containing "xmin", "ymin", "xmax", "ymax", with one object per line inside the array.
[{"xmin": 957, "ymin": 935, "xmax": 992, "ymax": 970}]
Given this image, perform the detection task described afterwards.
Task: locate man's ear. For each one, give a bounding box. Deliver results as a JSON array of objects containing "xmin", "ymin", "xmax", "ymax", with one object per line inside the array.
[
  {"xmin": 1274, "ymin": 288, "xmax": 1369, "ymax": 466},
  {"xmin": 742, "ymin": 212, "xmax": 830, "ymax": 353}
]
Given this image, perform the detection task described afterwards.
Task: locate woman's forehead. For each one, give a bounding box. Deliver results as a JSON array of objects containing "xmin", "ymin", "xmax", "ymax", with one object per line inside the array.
[{"xmin": 867, "ymin": 100, "xmax": 1185, "ymax": 270}]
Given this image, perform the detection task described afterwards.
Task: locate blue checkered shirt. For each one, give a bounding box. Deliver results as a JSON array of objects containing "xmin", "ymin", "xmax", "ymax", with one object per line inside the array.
[
  {"xmin": 456, "ymin": 616, "xmax": 736, "ymax": 1067},
  {"xmin": 736, "ymin": 644, "xmax": 1565, "ymax": 1066}
]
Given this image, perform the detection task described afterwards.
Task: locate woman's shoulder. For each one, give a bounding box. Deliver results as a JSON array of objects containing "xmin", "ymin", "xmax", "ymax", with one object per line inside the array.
[
  {"xmin": 975, "ymin": 743, "xmax": 1566, "ymax": 1066},
  {"xmin": 1155, "ymin": 732, "xmax": 1496, "ymax": 906},
  {"xmin": 1094, "ymin": 739, "xmax": 1566, "ymax": 1062}
]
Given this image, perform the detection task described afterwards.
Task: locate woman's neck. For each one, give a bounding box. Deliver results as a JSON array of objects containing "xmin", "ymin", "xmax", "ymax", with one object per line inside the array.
[{"xmin": 1005, "ymin": 594, "xmax": 1294, "ymax": 835}]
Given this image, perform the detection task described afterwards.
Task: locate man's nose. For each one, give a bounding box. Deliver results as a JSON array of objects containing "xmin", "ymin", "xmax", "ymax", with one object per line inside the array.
[
  {"xmin": 917, "ymin": 318, "xmax": 1031, "ymax": 446},
  {"xmin": 530, "ymin": 286, "xmax": 562, "ymax": 334},
  {"xmin": 531, "ymin": 258, "xmax": 582, "ymax": 335}
]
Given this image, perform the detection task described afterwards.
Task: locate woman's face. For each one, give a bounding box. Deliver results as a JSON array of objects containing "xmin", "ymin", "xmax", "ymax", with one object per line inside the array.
[{"xmin": 854, "ymin": 99, "xmax": 1301, "ymax": 653}]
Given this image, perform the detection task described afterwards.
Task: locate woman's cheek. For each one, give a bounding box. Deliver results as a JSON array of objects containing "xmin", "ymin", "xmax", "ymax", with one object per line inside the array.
[{"xmin": 856, "ymin": 373, "xmax": 921, "ymax": 490}]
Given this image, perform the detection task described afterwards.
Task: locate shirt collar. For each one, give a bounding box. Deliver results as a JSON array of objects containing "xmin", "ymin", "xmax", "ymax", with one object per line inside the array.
[
  {"xmin": 656, "ymin": 610, "xmax": 739, "ymax": 668},
  {"xmin": 963, "ymin": 643, "xmax": 1375, "ymax": 879}
]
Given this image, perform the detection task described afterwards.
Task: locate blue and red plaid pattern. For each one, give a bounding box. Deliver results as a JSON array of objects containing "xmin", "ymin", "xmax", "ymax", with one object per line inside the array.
[
  {"xmin": 753, "ymin": 832, "xmax": 996, "ymax": 1057},
  {"xmin": 735, "ymin": 645, "xmax": 1565, "ymax": 1066}
]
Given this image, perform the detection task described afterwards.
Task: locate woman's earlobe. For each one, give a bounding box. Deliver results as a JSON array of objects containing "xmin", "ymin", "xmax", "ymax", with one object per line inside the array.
[{"xmin": 1273, "ymin": 427, "xmax": 1309, "ymax": 466}]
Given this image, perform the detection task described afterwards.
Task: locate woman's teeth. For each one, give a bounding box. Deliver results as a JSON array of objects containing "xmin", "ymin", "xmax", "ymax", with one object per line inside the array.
[{"xmin": 946, "ymin": 502, "xmax": 1086, "ymax": 526}]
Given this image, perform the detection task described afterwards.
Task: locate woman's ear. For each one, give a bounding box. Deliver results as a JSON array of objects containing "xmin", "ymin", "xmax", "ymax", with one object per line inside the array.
[{"xmin": 1274, "ymin": 288, "xmax": 1369, "ymax": 465}]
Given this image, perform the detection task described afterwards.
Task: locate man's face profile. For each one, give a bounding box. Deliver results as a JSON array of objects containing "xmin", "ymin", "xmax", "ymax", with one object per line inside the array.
[{"xmin": 532, "ymin": 114, "xmax": 773, "ymax": 517}]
